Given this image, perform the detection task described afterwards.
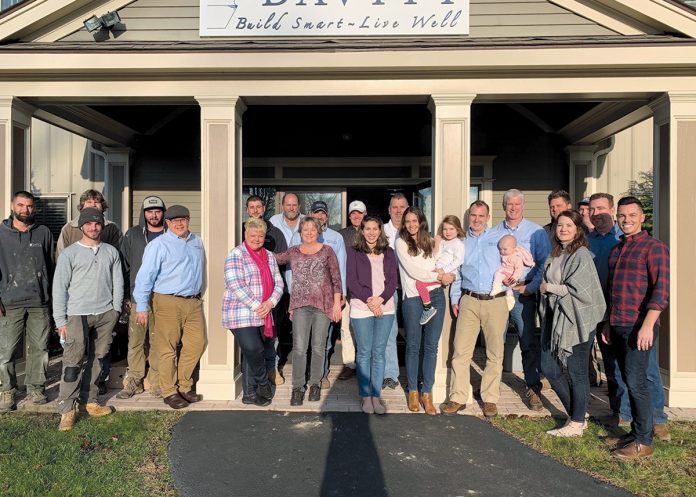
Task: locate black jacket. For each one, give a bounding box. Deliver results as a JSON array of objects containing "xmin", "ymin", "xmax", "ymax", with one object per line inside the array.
[
  {"xmin": 0, "ymin": 217, "xmax": 54, "ymax": 309},
  {"xmin": 120, "ymin": 202, "xmax": 167, "ymax": 299}
]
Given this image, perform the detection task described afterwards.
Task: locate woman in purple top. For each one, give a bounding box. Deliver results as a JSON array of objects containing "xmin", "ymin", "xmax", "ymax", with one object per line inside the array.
[
  {"xmin": 275, "ymin": 216, "xmax": 342, "ymax": 406},
  {"xmin": 347, "ymin": 217, "xmax": 398, "ymax": 415}
]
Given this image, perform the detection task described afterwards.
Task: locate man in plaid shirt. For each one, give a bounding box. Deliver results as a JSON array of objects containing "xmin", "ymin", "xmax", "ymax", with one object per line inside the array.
[{"xmin": 602, "ymin": 196, "xmax": 669, "ymax": 460}]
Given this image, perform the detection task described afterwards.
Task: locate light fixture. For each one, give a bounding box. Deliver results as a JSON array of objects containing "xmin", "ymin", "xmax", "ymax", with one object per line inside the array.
[
  {"xmin": 83, "ymin": 15, "xmax": 103, "ymax": 33},
  {"xmin": 83, "ymin": 11, "xmax": 122, "ymax": 33},
  {"xmin": 101, "ymin": 11, "xmax": 121, "ymax": 28}
]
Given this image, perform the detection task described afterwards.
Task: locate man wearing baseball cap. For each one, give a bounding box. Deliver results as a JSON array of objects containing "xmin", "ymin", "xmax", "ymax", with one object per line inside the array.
[
  {"xmin": 117, "ymin": 196, "xmax": 167, "ymax": 399},
  {"xmin": 53, "ymin": 208, "xmax": 124, "ymax": 431},
  {"xmin": 336, "ymin": 200, "xmax": 367, "ymax": 380},
  {"xmin": 289, "ymin": 200, "xmax": 347, "ymax": 388},
  {"xmin": 133, "ymin": 205, "xmax": 205, "ymax": 409}
]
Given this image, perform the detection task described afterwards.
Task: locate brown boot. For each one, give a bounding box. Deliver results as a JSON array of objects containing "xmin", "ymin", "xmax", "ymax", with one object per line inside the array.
[
  {"xmin": 611, "ymin": 441, "xmax": 654, "ymax": 460},
  {"xmin": 653, "ymin": 423, "xmax": 671, "ymax": 442},
  {"xmin": 408, "ymin": 390, "xmax": 420, "ymax": 412},
  {"xmin": 78, "ymin": 402, "xmax": 113, "ymax": 417},
  {"xmin": 421, "ymin": 393, "xmax": 438, "ymax": 416}
]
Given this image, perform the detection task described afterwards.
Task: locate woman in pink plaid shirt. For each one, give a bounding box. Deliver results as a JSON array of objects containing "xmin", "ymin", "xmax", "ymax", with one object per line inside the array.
[{"xmin": 222, "ymin": 217, "xmax": 284, "ymax": 406}]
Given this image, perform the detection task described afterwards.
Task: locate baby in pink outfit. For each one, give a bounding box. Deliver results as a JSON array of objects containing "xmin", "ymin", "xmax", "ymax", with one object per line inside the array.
[{"xmin": 491, "ymin": 235, "xmax": 535, "ymax": 310}]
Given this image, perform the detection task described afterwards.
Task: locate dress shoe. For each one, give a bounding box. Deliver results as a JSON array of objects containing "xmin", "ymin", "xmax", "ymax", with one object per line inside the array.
[
  {"xmin": 440, "ymin": 400, "xmax": 465, "ymax": 416},
  {"xmin": 482, "ymin": 402, "xmax": 498, "ymax": 418},
  {"xmin": 338, "ymin": 366, "xmax": 356, "ymax": 381},
  {"xmin": 180, "ymin": 391, "xmax": 202, "ymax": 403},
  {"xmin": 653, "ymin": 423, "xmax": 671, "ymax": 442},
  {"xmin": 421, "ymin": 393, "xmax": 437, "ymax": 416},
  {"xmin": 163, "ymin": 393, "xmax": 189, "ymax": 410},
  {"xmin": 611, "ymin": 441, "xmax": 654, "ymax": 460},
  {"xmin": 408, "ymin": 390, "xmax": 420, "ymax": 412}
]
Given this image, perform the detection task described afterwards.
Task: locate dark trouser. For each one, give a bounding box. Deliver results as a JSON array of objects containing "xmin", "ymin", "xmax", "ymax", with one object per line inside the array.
[
  {"xmin": 541, "ymin": 327, "xmax": 596, "ymax": 423},
  {"xmin": 57, "ymin": 310, "xmax": 119, "ymax": 414},
  {"xmin": 231, "ymin": 326, "xmax": 272, "ymax": 397},
  {"xmin": 291, "ymin": 306, "xmax": 330, "ymax": 389},
  {"xmin": 612, "ymin": 324, "xmax": 655, "ymax": 446},
  {"xmin": 0, "ymin": 307, "xmax": 51, "ymax": 393},
  {"xmin": 508, "ymin": 292, "xmax": 542, "ymax": 391}
]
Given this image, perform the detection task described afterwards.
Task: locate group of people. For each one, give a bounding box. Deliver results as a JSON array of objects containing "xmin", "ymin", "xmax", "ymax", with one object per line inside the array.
[
  {"xmin": 0, "ymin": 185, "xmax": 669, "ymax": 460},
  {"xmin": 0, "ymin": 189, "xmax": 205, "ymax": 431}
]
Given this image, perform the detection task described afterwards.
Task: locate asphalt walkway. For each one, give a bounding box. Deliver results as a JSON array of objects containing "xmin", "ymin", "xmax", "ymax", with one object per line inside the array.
[{"xmin": 170, "ymin": 411, "xmax": 636, "ymax": 497}]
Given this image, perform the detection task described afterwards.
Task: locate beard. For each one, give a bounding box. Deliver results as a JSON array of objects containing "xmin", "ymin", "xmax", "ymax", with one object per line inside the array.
[
  {"xmin": 14, "ymin": 211, "xmax": 35, "ymax": 224},
  {"xmin": 285, "ymin": 211, "xmax": 300, "ymax": 221},
  {"xmin": 146, "ymin": 219, "xmax": 164, "ymax": 229}
]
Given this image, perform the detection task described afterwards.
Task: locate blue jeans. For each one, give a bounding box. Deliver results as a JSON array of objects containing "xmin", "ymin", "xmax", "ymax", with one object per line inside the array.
[
  {"xmin": 541, "ymin": 327, "xmax": 595, "ymax": 423},
  {"xmin": 611, "ymin": 325, "xmax": 655, "ymax": 446},
  {"xmin": 508, "ymin": 292, "xmax": 541, "ymax": 390},
  {"xmin": 351, "ymin": 314, "xmax": 394, "ymax": 397},
  {"xmin": 402, "ymin": 287, "xmax": 445, "ymax": 394},
  {"xmin": 384, "ymin": 291, "xmax": 400, "ymax": 381},
  {"xmin": 599, "ymin": 325, "xmax": 667, "ymax": 424}
]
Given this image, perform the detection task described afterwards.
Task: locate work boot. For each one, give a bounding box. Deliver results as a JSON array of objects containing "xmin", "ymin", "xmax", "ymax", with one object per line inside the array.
[
  {"xmin": 525, "ymin": 387, "xmax": 543, "ymax": 411},
  {"xmin": 26, "ymin": 390, "xmax": 48, "ymax": 405},
  {"xmin": 290, "ymin": 388, "xmax": 304, "ymax": 406},
  {"xmin": 268, "ymin": 368, "xmax": 285, "ymax": 386},
  {"xmin": 308, "ymin": 384, "xmax": 321, "ymax": 402},
  {"xmin": 78, "ymin": 402, "xmax": 113, "ymax": 417},
  {"xmin": 0, "ymin": 390, "xmax": 16, "ymax": 412},
  {"xmin": 653, "ymin": 423, "xmax": 671, "ymax": 442},
  {"xmin": 59, "ymin": 408, "xmax": 77, "ymax": 432},
  {"xmin": 116, "ymin": 377, "xmax": 144, "ymax": 399}
]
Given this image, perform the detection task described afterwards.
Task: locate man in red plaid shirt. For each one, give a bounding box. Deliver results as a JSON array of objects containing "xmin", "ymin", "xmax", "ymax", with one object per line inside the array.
[{"xmin": 602, "ymin": 196, "xmax": 669, "ymax": 460}]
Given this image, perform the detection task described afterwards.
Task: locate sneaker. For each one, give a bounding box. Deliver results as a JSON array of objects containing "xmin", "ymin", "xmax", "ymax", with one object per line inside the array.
[
  {"xmin": 256, "ymin": 383, "xmax": 273, "ymax": 404},
  {"xmin": 320, "ymin": 376, "xmax": 331, "ymax": 389},
  {"xmin": 242, "ymin": 394, "xmax": 257, "ymax": 405},
  {"xmin": 653, "ymin": 423, "xmax": 671, "ymax": 442},
  {"xmin": 0, "ymin": 390, "xmax": 16, "ymax": 412},
  {"xmin": 546, "ymin": 420, "xmax": 584, "ymax": 437},
  {"xmin": 58, "ymin": 409, "xmax": 77, "ymax": 432},
  {"xmin": 78, "ymin": 402, "xmax": 113, "ymax": 417},
  {"xmin": 308, "ymin": 384, "xmax": 321, "ymax": 402},
  {"xmin": 361, "ymin": 397, "xmax": 374, "ymax": 414},
  {"xmin": 290, "ymin": 388, "xmax": 304, "ymax": 406},
  {"xmin": 268, "ymin": 368, "xmax": 285, "ymax": 386},
  {"xmin": 337, "ymin": 366, "xmax": 356, "ymax": 381},
  {"xmin": 525, "ymin": 388, "xmax": 543, "ymax": 411},
  {"xmin": 419, "ymin": 307, "xmax": 437, "ymax": 325},
  {"xmin": 382, "ymin": 378, "xmax": 399, "ymax": 390},
  {"xmin": 27, "ymin": 390, "xmax": 48, "ymax": 405},
  {"xmin": 116, "ymin": 377, "xmax": 144, "ymax": 399},
  {"xmin": 372, "ymin": 397, "xmax": 386, "ymax": 415}
]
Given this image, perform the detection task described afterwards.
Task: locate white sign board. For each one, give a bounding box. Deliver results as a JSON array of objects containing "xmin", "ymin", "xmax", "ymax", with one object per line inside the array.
[{"xmin": 200, "ymin": 1, "xmax": 469, "ymax": 37}]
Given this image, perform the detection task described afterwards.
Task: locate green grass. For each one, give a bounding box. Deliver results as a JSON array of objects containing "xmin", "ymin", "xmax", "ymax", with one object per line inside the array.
[
  {"xmin": 0, "ymin": 410, "xmax": 183, "ymax": 497},
  {"xmin": 490, "ymin": 416, "xmax": 696, "ymax": 497}
]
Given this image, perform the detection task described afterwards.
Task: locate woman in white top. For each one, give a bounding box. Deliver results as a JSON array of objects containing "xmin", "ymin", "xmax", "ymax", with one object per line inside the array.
[{"xmin": 395, "ymin": 207, "xmax": 455, "ymax": 415}]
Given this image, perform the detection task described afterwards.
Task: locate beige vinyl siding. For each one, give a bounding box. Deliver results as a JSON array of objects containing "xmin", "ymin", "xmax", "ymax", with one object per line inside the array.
[
  {"xmin": 60, "ymin": 0, "xmax": 616, "ymax": 42},
  {"xmin": 491, "ymin": 190, "xmax": 550, "ymax": 227}
]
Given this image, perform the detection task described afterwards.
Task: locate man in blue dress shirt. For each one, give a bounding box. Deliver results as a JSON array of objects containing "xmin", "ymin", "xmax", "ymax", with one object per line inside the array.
[
  {"xmin": 133, "ymin": 205, "xmax": 205, "ymax": 410},
  {"xmin": 492, "ymin": 189, "xmax": 551, "ymax": 411},
  {"xmin": 440, "ymin": 200, "xmax": 508, "ymax": 417}
]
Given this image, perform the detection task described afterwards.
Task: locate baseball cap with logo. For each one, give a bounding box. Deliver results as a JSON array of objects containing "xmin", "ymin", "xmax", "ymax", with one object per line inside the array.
[
  {"xmin": 310, "ymin": 201, "xmax": 329, "ymax": 214},
  {"xmin": 143, "ymin": 196, "xmax": 165, "ymax": 211},
  {"xmin": 348, "ymin": 200, "xmax": 367, "ymax": 214},
  {"xmin": 78, "ymin": 207, "xmax": 105, "ymax": 228}
]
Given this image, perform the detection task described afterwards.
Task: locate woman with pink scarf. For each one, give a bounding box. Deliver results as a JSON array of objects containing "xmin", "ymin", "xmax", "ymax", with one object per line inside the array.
[{"xmin": 222, "ymin": 217, "xmax": 284, "ymax": 406}]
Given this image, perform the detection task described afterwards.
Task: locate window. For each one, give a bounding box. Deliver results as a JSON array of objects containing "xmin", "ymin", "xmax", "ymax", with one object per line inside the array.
[
  {"xmin": 33, "ymin": 195, "xmax": 71, "ymax": 244},
  {"xmin": 1, "ymin": 0, "xmax": 29, "ymax": 14}
]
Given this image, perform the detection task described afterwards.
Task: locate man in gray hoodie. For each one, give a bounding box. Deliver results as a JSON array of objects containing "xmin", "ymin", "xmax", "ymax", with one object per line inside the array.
[
  {"xmin": 0, "ymin": 191, "xmax": 54, "ymax": 411},
  {"xmin": 116, "ymin": 196, "xmax": 166, "ymax": 399},
  {"xmin": 53, "ymin": 208, "xmax": 123, "ymax": 432}
]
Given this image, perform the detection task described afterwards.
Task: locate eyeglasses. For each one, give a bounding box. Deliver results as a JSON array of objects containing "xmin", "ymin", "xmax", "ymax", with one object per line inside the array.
[{"xmin": 168, "ymin": 217, "xmax": 190, "ymax": 224}]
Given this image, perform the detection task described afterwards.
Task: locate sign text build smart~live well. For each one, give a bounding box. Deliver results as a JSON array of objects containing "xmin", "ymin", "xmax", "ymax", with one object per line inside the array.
[{"xmin": 200, "ymin": 0, "xmax": 470, "ymax": 37}]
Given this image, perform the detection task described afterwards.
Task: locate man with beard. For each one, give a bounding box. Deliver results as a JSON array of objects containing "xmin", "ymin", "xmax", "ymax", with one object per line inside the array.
[
  {"xmin": 270, "ymin": 192, "xmax": 304, "ymax": 246},
  {"xmin": 0, "ymin": 191, "xmax": 54, "ymax": 411},
  {"xmin": 54, "ymin": 208, "xmax": 123, "ymax": 431},
  {"xmin": 116, "ymin": 196, "xmax": 167, "ymax": 399},
  {"xmin": 543, "ymin": 190, "xmax": 572, "ymax": 243}
]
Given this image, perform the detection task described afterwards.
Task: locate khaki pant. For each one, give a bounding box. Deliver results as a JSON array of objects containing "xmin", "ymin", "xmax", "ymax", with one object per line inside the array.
[
  {"xmin": 151, "ymin": 293, "xmax": 205, "ymax": 398},
  {"xmin": 449, "ymin": 294, "xmax": 509, "ymax": 404},
  {"xmin": 125, "ymin": 307, "xmax": 159, "ymax": 389},
  {"xmin": 340, "ymin": 302, "xmax": 356, "ymax": 369}
]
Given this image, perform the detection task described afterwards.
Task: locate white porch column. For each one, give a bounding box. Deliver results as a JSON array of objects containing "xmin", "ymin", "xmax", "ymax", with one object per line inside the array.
[
  {"xmin": 650, "ymin": 92, "xmax": 696, "ymax": 408},
  {"xmin": 0, "ymin": 97, "xmax": 33, "ymax": 214},
  {"xmin": 428, "ymin": 94, "xmax": 475, "ymax": 403},
  {"xmin": 195, "ymin": 96, "xmax": 246, "ymax": 400},
  {"xmin": 565, "ymin": 145, "xmax": 596, "ymax": 204}
]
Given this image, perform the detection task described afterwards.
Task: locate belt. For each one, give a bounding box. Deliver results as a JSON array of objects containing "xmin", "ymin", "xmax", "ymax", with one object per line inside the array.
[
  {"xmin": 462, "ymin": 289, "xmax": 506, "ymax": 301},
  {"xmin": 167, "ymin": 293, "xmax": 200, "ymax": 300}
]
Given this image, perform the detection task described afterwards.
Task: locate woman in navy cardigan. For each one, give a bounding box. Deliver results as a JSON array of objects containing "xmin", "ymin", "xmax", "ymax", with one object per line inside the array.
[{"xmin": 346, "ymin": 216, "xmax": 398, "ymax": 415}]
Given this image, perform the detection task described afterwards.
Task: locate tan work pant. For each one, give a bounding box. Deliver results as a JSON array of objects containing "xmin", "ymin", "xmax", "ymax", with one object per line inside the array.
[
  {"xmin": 126, "ymin": 307, "xmax": 159, "ymax": 389},
  {"xmin": 151, "ymin": 293, "xmax": 205, "ymax": 398},
  {"xmin": 449, "ymin": 294, "xmax": 509, "ymax": 404}
]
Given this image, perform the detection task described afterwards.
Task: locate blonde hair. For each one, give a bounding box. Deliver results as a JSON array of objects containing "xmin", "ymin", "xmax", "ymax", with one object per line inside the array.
[
  {"xmin": 437, "ymin": 215, "xmax": 466, "ymax": 239},
  {"xmin": 245, "ymin": 217, "xmax": 267, "ymax": 234}
]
